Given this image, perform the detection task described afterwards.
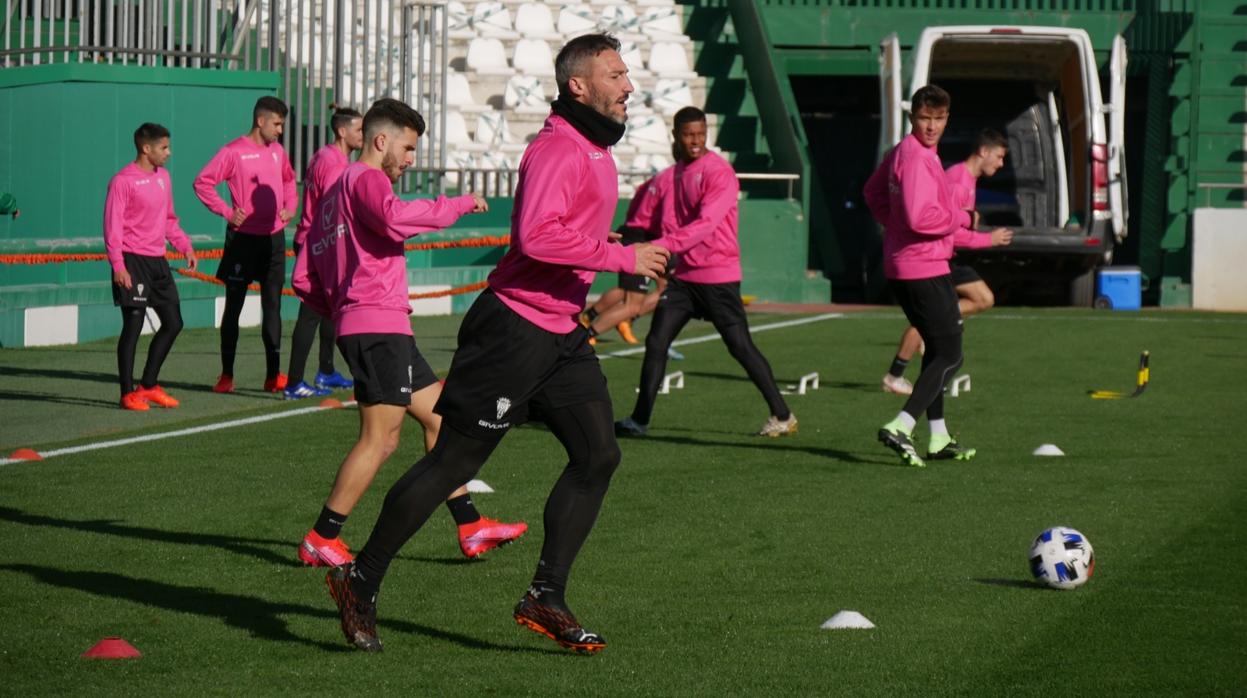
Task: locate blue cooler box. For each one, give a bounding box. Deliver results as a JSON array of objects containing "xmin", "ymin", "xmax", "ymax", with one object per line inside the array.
[{"xmin": 1096, "ymin": 267, "xmax": 1142, "ymax": 310}]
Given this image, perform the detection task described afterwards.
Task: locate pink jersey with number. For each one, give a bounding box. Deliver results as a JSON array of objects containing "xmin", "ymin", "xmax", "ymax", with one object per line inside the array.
[
  {"xmin": 292, "ymin": 162, "xmax": 478, "ymax": 336},
  {"xmin": 193, "ymin": 136, "xmax": 297, "ymax": 235},
  {"xmin": 103, "ymin": 163, "xmax": 194, "ymax": 273},
  {"xmin": 294, "ymin": 144, "xmax": 351, "ymax": 247}
]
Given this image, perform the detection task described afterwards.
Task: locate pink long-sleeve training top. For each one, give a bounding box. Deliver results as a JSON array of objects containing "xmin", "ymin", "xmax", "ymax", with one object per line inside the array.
[
  {"xmin": 103, "ymin": 163, "xmax": 194, "ymax": 273},
  {"xmin": 650, "ymin": 151, "xmax": 742, "ymax": 284},
  {"xmin": 623, "ymin": 166, "xmax": 674, "ymax": 234},
  {"xmin": 863, "ymin": 134, "xmax": 974, "ymax": 280},
  {"xmin": 294, "ymin": 144, "xmax": 350, "ymax": 248},
  {"xmin": 193, "ymin": 136, "xmax": 297, "ymax": 236},
  {"xmin": 487, "ymin": 114, "xmax": 636, "ymax": 334},
  {"xmin": 944, "ymin": 162, "xmax": 994, "ymax": 250},
  {"xmin": 292, "ymin": 162, "xmax": 478, "ymax": 337}
]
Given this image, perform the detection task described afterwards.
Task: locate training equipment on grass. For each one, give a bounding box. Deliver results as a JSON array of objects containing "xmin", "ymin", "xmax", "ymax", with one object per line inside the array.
[
  {"xmin": 820, "ymin": 610, "xmax": 875, "ymax": 630},
  {"xmin": 659, "ymin": 371, "xmax": 684, "ymax": 395},
  {"xmin": 8, "ymin": 448, "xmax": 41, "ymax": 461},
  {"xmin": 466, "ymin": 479, "xmax": 494, "ymax": 493},
  {"xmin": 949, "ymin": 374, "xmax": 971, "ymax": 397},
  {"xmin": 81, "ymin": 637, "xmax": 142, "ymax": 659},
  {"xmin": 1029, "ymin": 526, "xmax": 1095, "ymax": 590},
  {"xmin": 781, "ymin": 372, "xmax": 820, "ymax": 395},
  {"xmin": 1032, "ymin": 444, "xmax": 1065, "ymax": 456},
  {"xmin": 1089, "ymin": 351, "xmax": 1149, "ymax": 400}
]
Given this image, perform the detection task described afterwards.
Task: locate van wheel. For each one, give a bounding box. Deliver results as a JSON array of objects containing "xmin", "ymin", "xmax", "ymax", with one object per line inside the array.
[
  {"xmin": 1094, "ymin": 296, "xmax": 1113, "ymax": 310},
  {"xmin": 1070, "ymin": 268, "xmax": 1096, "ymax": 307}
]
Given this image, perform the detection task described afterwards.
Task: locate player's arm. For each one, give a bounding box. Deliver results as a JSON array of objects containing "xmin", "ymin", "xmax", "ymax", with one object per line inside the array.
[
  {"xmin": 163, "ymin": 175, "xmax": 197, "ymax": 270},
  {"xmin": 650, "ymin": 166, "xmax": 738, "ymax": 253},
  {"xmin": 291, "ymin": 244, "xmax": 331, "ymax": 317},
  {"xmin": 193, "ymin": 149, "xmax": 241, "ymax": 222},
  {"xmin": 354, "ymin": 172, "xmax": 482, "ymax": 241},
  {"xmin": 862, "ymin": 157, "xmax": 892, "ymax": 226},
  {"xmin": 279, "ymin": 147, "xmax": 297, "ymax": 222},
  {"xmin": 103, "ymin": 179, "xmax": 132, "ymax": 288},
  {"xmin": 953, "ymin": 227, "xmax": 994, "ymax": 249},
  {"xmin": 900, "ymin": 157, "xmax": 971, "ymax": 237}
]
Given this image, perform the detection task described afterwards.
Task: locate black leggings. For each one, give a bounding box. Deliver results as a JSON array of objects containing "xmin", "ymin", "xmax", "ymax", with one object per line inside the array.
[
  {"xmin": 631, "ymin": 305, "xmax": 789, "ymax": 426},
  {"xmin": 219, "ymin": 281, "xmax": 282, "ymax": 378},
  {"xmin": 286, "ymin": 301, "xmax": 335, "ymax": 384},
  {"xmin": 117, "ymin": 304, "xmax": 184, "ymax": 396},
  {"xmin": 351, "ymin": 401, "xmax": 621, "ymax": 596},
  {"xmin": 901, "ymin": 331, "xmax": 963, "ymax": 421}
]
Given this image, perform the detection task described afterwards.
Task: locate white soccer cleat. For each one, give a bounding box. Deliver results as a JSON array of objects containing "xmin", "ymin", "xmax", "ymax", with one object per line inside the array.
[
  {"xmin": 882, "ymin": 374, "xmax": 913, "ymax": 396},
  {"xmin": 758, "ymin": 413, "xmax": 798, "ymax": 438}
]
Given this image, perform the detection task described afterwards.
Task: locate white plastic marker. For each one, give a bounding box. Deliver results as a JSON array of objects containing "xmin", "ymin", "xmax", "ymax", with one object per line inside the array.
[
  {"xmin": 821, "ymin": 610, "xmax": 876, "ymax": 630},
  {"xmin": 949, "ymin": 374, "xmax": 971, "ymax": 397},
  {"xmin": 782, "ymin": 372, "xmax": 821, "ymax": 395},
  {"xmin": 597, "ymin": 312, "xmax": 844, "ymax": 362},
  {"xmin": 1033, "ymin": 444, "xmax": 1065, "ymax": 456},
  {"xmin": 466, "ymin": 480, "xmax": 495, "ymax": 493},
  {"xmin": 659, "ymin": 371, "xmax": 685, "ymax": 395}
]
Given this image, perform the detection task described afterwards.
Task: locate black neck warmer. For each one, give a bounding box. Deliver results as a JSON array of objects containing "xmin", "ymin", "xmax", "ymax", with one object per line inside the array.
[{"xmin": 551, "ymin": 94, "xmax": 626, "ymax": 148}]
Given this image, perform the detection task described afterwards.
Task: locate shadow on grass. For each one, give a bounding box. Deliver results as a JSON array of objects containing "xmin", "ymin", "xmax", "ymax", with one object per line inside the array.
[
  {"xmin": 0, "ymin": 365, "xmax": 230, "ymax": 396},
  {"xmin": 0, "ymin": 563, "xmax": 563, "ymax": 654},
  {"xmin": 973, "ymin": 577, "xmax": 1050, "ymax": 591},
  {"xmin": 620, "ymin": 432, "xmax": 884, "ymax": 465},
  {"xmin": 0, "ymin": 389, "xmax": 120, "ymax": 409}
]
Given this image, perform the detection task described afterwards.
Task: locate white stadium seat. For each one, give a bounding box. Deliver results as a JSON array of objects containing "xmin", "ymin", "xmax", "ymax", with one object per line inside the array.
[
  {"xmin": 625, "ymin": 113, "xmax": 670, "ymax": 152},
  {"xmin": 472, "ymin": 2, "xmax": 519, "ymax": 39},
  {"xmin": 513, "ymin": 38, "xmax": 556, "ymax": 77},
  {"xmin": 446, "ymin": 1, "xmax": 475, "ymax": 40},
  {"xmin": 639, "ymin": 7, "xmax": 687, "ymax": 42},
  {"xmin": 647, "ymin": 42, "xmax": 697, "ymax": 78},
  {"xmin": 504, "ymin": 75, "xmax": 551, "ymax": 114},
  {"xmin": 514, "ymin": 3, "xmax": 560, "ymax": 40},
  {"xmin": 447, "ymin": 71, "xmax": 490, "ymax": 114},
  {"xmin": 466, "ymin": 37, "xmax": 515, "ymax": 75},
  {"xmin": 650, "ymin": 78, "xmax": 694, "ymax": 115},
  {"xmin": 556, "ymin": 5, "xmax": 597, "ymax": 38},
  {"xmin": 597, "ymin": 4, "xmax": 639, "ymax": 34},
  {"xmin": 618, "ymin": 40, "xmax": 650, "ymax": 77}
]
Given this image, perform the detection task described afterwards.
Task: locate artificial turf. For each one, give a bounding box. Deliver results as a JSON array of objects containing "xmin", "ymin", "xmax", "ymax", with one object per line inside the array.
[{"xmin": 1, "ymin": 307, "xmax": 1244, "ymax": 695}]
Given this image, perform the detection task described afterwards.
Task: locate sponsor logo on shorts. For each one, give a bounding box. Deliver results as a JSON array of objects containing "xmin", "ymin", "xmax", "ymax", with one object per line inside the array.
[{"xmin": 401, "ymin": 365, "xmax": 413, "ymax": 394}]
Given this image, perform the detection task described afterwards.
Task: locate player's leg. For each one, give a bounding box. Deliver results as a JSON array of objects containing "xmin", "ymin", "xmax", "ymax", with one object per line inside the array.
[
  {"xmin": 703, "ymin": 283, "xmax": 796, "ymax": 436},
  {"xmin": 136, "ymin": 302, "xmax": 184, "ymax": 407},
  {"xmin": 583, "ymin": 287, "xmax": 625, "ymax": 327},
  {"xmin": 590, "ymin": 287, "xmax": 645, "ymax": 342},
  {"xmin": 638, "ymin": 276, "xmax": 667, "ymax": 316},
  {"xmin": 620, "ymin": 283, "xmax": 694, "ymax": 433},
  {"xmin": 258, "ymin": 237, "xmax": 285, "ymax": 389},
  {"xmin": 216, "ymin": 283, "xmax": 246, "ymax": 390},
  {"xmin": 312, "ymin": 315, "xmax": 353, "ymax": 388},
  {"xmin": 957, "ymin": 279, "xmax": 995, "ymax": 317},
  {"xmin": 284, "ymin": 302, "xmax": 330, "ymax": 398},
  {"xmin": 918, "ymin": 331, "xmax": 974, "ymax": 461},
  {"xmin": 883, "ymin": 326, "xmax": 922, "ymax": 395},
  {"xmin": 117, "ymin": 307, "xmax": 147, "ymax": 410}
]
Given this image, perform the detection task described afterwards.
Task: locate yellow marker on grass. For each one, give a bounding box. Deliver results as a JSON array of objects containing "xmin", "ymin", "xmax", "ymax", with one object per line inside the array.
[{"xmin": 1089, "ymin": 351, "xmax": 1149, "ymax": 400}]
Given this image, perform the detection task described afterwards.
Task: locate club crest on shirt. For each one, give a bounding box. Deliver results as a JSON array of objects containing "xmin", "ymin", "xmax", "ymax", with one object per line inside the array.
[
  {"xmin": 272, "ymin": 152, "xmax": 279, "ymax": 163},
  {"xmin": 587, "ymin": 152, "xmax": 603, "ymax": 160},
  {"xmin": 156, "ymin": 178, "xmax": 165, "ymax": 191},
  {"xmin": 496, "ymin": 397, "xmax": 512, "ymax": 420},
  {"xmin": 321, "ymin": 198, "xmax": 336, "ymax": 228},
  {"xmin": 136, "ymin": 283, "xmax": 145, "ymax": 296}
]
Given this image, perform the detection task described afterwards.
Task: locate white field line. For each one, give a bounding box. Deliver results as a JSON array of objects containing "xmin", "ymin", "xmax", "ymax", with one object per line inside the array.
[{"xmin": 2, "ymin": 312, "xmax": 845, "ymax": 468}]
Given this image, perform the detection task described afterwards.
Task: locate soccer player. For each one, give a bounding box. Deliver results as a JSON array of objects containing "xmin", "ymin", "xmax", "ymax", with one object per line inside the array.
[
  {"xmin": 881, "ymin": 128, "xmax": 1013, "ymax": 395},
  {"xmin": 104, "ymin": 123, "xmax": 198, "ymax": 411},
  {"xmin": 284, "ymin": 107, "xmax": 364, "ymax": 400},
  {"xmin": 292, "ymin": 98, "xmax": 527, "ymax": 568},
  {"xmin": 864, "ymin": 86, "xmax": 1010, "ymax": 467},
  {"xmin": 579, "ymin": 167, "xmax": 674, "ymax": 346},
  {"xmin": 194, "ymin": 96, "xmax": 297, "ymax": 394},
  {"xmin": 615, "ymin": 107, "xmax": 796, "ymax": 439},
  {"xmin": 320, "ymin": 34, "xmax": 670, "ymax": 653}
]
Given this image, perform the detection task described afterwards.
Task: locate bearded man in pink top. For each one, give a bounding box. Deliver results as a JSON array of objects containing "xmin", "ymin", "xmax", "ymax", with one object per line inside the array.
[
  {"xmin": 865, "ymin": 86, "xmax": 1011, "ymax": 468},
  {"xmin": 321, "ymin": 34, "xmax": 670, "ymax": 654},
  {"xmin": 104, "ymin": 123, "xmax": 198, "ymax": 411},
  {"xmin": 194, "ymin": 96, "xmax": 297, "ymax": 394},
  {"xmin": 616, "ymin": 107, "xmax": 797, "ymax": 439}
]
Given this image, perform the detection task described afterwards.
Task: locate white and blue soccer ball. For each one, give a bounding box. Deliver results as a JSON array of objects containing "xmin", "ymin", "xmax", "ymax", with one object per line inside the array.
[{"xmin": 1028, "ymin": 526, "xmax": 1095, "ymax": 589}]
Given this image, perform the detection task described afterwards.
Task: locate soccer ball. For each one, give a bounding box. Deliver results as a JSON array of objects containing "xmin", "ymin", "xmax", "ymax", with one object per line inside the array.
[{"xmin": 1028, "ymin": 526, "xmax": 1095, "ymax": 589}]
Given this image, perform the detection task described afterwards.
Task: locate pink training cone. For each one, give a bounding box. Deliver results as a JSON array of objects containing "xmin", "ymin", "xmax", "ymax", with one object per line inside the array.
[
  {"xmin": 81, "ymin": 637, "xmax": 142, "ymax": 659},
  {"xmin": 9, "ymin": 448, "xmax": 41, "ymax": 461}
]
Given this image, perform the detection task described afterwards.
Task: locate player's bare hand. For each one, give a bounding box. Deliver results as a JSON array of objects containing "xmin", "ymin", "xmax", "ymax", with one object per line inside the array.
[
  {"xmin": 991, "ymin": 227, "xmax": 1013, "ymax": 246},
  {"xmin": 607, "ymin": 231, "xmax": 623, "ymax": 243},
  {"xmin": 279, "ymin": 209, "xmax": 294, "ymax": 223},
  {"xmin": 229, "ymin": 208, "xmax": 247, "ymax": 227},
  {"xmin": 185, "ymin": 251, "xmax": 199, "ymax": 271},
  {"xmin": 113, "ymin": 269, "xmax": 133, "ymax": 290},
  {"xmin": 631, "ymin": 243, "xmax": 670, "ymax": 280},
  {"xmin": 469, "ymin": 193, "xmax": 488, "ymax": 213}
]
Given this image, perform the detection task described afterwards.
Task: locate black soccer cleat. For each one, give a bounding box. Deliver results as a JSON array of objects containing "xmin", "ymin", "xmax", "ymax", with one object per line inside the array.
[
  {"xmin": 325, "ymin": 565, "xmax": 382, "ymax": 652},
  {"xmin": 877, "ymin": 426, "xmax": 926, "ymax": 468},
  {"xmin": 927, "ymin": 437, "xmax": 976, "ymax": 461},
  {"xmin": 513, "ymin": 588, "xmax": 606, "ymax": 654}
]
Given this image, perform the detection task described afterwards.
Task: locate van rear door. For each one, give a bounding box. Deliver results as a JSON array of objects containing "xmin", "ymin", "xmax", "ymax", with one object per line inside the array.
[
  {"xmin": 1108, "ymin": 34, "xmax": 1129, "ymax": 243},
  {"xmin": 878, "ymin": 32, "xmax": 904, "ymax": 158}
]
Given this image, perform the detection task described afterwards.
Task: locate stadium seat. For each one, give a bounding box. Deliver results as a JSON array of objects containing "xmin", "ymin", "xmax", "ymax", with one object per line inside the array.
[
  {"xmin": 444, "ymin": 150, "xmax": 476, "ymax": 189},
  {"xmin": 472, "ymin": 2, "xmax": 518, "ymax": 39},
  {"xmin": 466, "ymin": 37, "xmax": 515, "ymax": 75},
  {"xmin": 632, "ymin": 152, "xmax": 671, "ymax": 176},
  {"xmin": 625, "ymin": 113, "xmax": 671, "ymax": 152},
  {"xmin": 514, "ymin": 3, "xmax": 560, "ymax": 40},
  {"xmin": 639, "ymin": 7, "xmax": 688, "ymax": 42},
  {"xmin": 625, "ymin": 89, "xmax": 653, "ymax": 116},
  {"xmin": 618, "ymin": 40, "xmax": 650, "ymax": 77},
  {"xmin": 650, "ymin": 78, "xmax": 694, "ymax": 115},
  {"xmin": 556, "ymin": 5, "xmax": 597, "ymax": 38},
  {"xmin": 513, "ymin": 38, "xmax": 555, "ymax": 77},
  {"xmin": 598, "ymin": 3, "xmax": 639, "ymax": 34},
  {"xmin": 504, "ymin": 75, "xmax": 551, "ymax": 114},
  {"xmin": 447, "ymin": 71, "xmax": 491, "ymax": 114},
  {"xmin": 446, "ymin": 111, "xmax": 489, "ymax": 153},
  {"xmin": 446, "ymin": 1, "xmax": 475, "ymax": 40},
  {"xmin": 474, "ymin": 110, "xmax": 527, "ymax": 154},
  {"xmin": 647, "ymin": 42, "xmax": 697, "ymax": 79}
]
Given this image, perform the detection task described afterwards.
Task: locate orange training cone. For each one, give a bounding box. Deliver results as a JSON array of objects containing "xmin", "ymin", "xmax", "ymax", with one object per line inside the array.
[
  {"xmin": 81, "ymin": 637, "xmax": 142, "ymax": 659},
  {"xmin": 9, "ymin": 448, "xmax": 41, "ymax": 461},
  {"xmin": 319, "ymin": 398, "xmax": 343, "ymax": 409}
]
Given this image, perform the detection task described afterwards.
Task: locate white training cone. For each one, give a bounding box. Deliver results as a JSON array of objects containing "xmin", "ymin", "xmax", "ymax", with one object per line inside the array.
[
  {"xmin": 820, "ymin": 610, "xmax": 875, "ymax": 630},
  {"xmin": 466, "ymin": 479, "xmax": 495, "ymax": 493},
  {"xmin": 1032, "ymin": 444, "xmax": 1065, "ymax": 457}
]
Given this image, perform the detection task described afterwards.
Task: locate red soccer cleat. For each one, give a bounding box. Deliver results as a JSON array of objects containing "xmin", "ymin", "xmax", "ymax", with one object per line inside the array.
[
  {"xmin": 120, "ymin": 391, "xmax": 149, "ymax": 411},
  {"xmin": 139, "ymin": 384, "xmax": 179, "ymax": 408},
  {"xmin": 300, "ymin": 530, "xmax": 354, "ymax": 567},
  {"xmin": 458, "ymin": 516, "xmax": 528, "ymax": 558},
  {"xmin": 263, "ymin": 373, "xmax": 288, "ymax": 392},
  {"xmin": 212, "ymin": 374, "xmax": 235, "ymax": 393}
]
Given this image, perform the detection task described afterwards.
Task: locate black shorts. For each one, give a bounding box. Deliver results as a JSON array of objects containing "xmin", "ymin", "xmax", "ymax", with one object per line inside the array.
[
  {"xmin": 890, "ymin": 275, "xmax": 963, "ymax": 339},
  {"xmin": 660, "ymin": 278, "xmax": 749, "ymax": 329},
  {"xmin": 435, "ymin": 289, "xmax": 611, "ymax": 441},
  {"xmin": 950, "ymin": 263, "xmax": 981, "ymax": 286},
  {"xmin": 616, "ymin": 226, "xmax": 651, "ymax": 293},
  {"xmin": 112, "ymin": 253, "xmax": 180, "ymax": 308},
  {"xmin": 215, "ymin": 229, "xmax": 286, "ymax": 287},
  {"xmin": 337, "ymin": 333, "xmax": 439, "ymax": 407}
]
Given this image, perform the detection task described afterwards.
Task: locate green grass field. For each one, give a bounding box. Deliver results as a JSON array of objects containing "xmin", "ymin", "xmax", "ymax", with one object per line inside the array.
[{"xmin": 1, "ymin": 308, "xmax": 1245, "ymax": 695}]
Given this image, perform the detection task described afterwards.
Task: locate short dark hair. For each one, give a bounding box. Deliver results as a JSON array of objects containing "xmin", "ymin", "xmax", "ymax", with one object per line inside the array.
[
  {"xmin": 253, "ymin": 96, "xmax": 288, "ymax": 122},
  {"xmin": 133, "ymin": 122, "xmax": 170, "ymax": 150},
  {"xmin": 911, "ymin": 84, "xmax": 950, "ymax": 112},
  {"xmin": 331, "ymin": 107, "xmax": 364, "ymax": 136},
  {"xmin": 672, "ymin": 106, "xmax": 706, "ymax": 132},
  {"xmin": 975, "ymin": 128, "xmax": 1009, "ymax": 152},
  {"xmin": 554, "ymin": 33, "xmax": 621, "ymax": 97},
  {"xmin": 363, "ymin": 98, "xmax": 426, "ymax": 139}
]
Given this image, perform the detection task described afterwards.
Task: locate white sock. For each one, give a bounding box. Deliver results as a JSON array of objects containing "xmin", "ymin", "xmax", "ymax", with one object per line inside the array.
[
  {"xmin": 896, "ymin": 412, "xmax": 916, "ymax": 432},
  {"xmin": 928, "ymin": 418, "xmax": 948, "ymax": 436}
]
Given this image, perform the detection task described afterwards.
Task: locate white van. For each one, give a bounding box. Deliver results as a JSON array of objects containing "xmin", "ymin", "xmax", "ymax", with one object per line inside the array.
[{"xmin": 878, "ymin": 26, "xmax": 1128, "ymax": 305}]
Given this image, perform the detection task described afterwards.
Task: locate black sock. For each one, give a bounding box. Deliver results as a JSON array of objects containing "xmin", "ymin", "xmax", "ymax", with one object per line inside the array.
[
  {"xmin": 586, "ymin": 308, "xmax": 599, "ymax": 322},
  {"xmin": 529, "ymin": 573, "xmax": 567, "ymax": 608},
  {"xmin": 586, "ymin": 326, "xmax": 598, "ymax": 338},
  {"xmin": 888, "ymin": 355, "xmax": 909, "ymax": 378},
  {"xmin": 348, "ymin": 562, "xmax": 380, "ymax": 603},
  {"xmin": 446, "ymin": 494, "xmax": 481, "ymax": 526},
  {"xmin": 313, "ymin": 506, "xmax": 348, "ymax": 539}
]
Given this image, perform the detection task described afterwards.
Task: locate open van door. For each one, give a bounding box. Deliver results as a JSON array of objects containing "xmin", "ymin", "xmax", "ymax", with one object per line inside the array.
[
  {"xmin": 1107, "ymin": 34, "xmax": 1128, "ymax": 243},
  {"xmin": 878, "ymin": 33, "xmax": 904, "ymax": 160}
]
